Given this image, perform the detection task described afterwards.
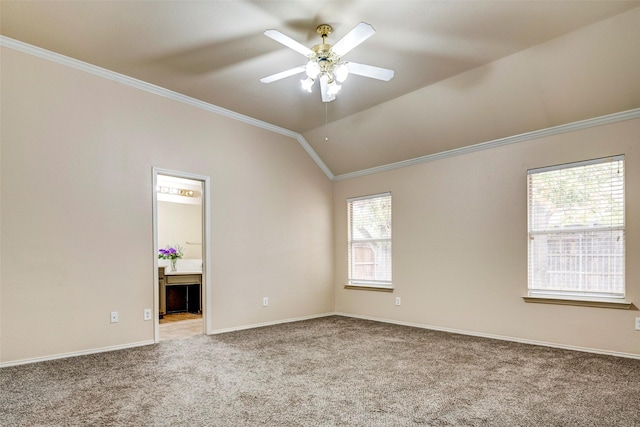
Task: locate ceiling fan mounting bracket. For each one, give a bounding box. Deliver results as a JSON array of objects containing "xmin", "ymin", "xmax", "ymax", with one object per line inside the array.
[{"xmin": 316, "ymin": 24, "xmax": 333, "ymax": 40}]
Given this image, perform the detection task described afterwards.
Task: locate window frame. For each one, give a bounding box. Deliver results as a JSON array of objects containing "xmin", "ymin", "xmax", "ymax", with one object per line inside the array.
[
  {"xmin": 346, "ymin": 192, "xmax": 392, "ymax": 290},
  {"xmin": 525, "ymin": 155, "xmax": 630, "ymax": 309}
]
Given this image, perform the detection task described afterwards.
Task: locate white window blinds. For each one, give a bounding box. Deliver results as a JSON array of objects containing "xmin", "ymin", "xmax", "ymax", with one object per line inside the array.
[
  {"xmin": 527, "ymin": 155, "xmax": 625, "ymax": 299},
  {"xmin": 348, "ymin": 193, "xmax": 392, "ymax": 287}
]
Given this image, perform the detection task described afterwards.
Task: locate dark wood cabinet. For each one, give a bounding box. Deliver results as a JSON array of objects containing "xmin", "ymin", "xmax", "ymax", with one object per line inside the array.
[
  {"xmin": 166, "ymin": 284, "xmax": 200, "ymax": 314},
  {"xmin": 159, "ymin": 269, "xmax": 202, "ymax": 316}
]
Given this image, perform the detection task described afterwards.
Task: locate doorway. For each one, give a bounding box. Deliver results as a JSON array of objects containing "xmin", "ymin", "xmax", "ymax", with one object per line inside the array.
[{"xmin": 153, "ymin": 168, "xmax": 210, "ymax": 342}]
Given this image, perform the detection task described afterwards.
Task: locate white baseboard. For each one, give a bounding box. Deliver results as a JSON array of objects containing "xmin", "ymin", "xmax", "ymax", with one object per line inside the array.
[
  {"xmin": 208, "ymin": 312, "xmax": 336, "ymax": 335},
  {"xmin": 5, "ymin": 312, "xmax": 636, "ymax": 367},
  {"xmin": 0, "ymin": 313, "xmax": 335, "ymax": 368},
  {"xmin": 0, "ymin": 340, "xmax": 155, "ymax": 368},
  {"xmin": 335, "ymin": 312, "xmax": 640, "ymax": 360}
]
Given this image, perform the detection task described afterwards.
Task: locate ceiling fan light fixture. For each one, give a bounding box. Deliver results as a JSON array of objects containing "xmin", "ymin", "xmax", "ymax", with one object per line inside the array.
[
  {"xmin": 327, "ymin": 81, "xmax": 342, "ymax": 96},
  {"xmin": 305, "ymin": 61, "xmax": 320, "ymax": 79},
  {"xmin": 301, "ymin": 77, "xmax": 315, "ymax": 92},
  {"xmin": 335, "ymin": 62, "xmax": 350, "ymax": 83}
]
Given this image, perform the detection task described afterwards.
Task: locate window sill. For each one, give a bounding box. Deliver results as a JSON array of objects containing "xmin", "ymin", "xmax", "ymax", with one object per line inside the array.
[
  {"xmin": 522, "ymin": 295, "xmax": 633, "ymax": 310},
  {"xmin": 345, "ymin": 284, "xmax": 394, "ymax": 292}
]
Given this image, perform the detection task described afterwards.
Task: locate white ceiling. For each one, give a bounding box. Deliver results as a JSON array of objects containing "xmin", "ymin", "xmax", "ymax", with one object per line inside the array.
[{"xmin": 2, "ymin": 1, "xmax": 640, "ymax": 176}]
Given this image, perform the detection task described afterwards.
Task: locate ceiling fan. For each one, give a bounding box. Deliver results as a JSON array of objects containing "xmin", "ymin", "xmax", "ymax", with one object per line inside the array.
[{"xmin": 260, "ymin": 22, "xmax": 394, "ymax": 103}]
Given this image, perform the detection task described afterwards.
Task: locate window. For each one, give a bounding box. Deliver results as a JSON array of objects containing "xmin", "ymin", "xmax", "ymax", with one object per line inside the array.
[
  {"xmin": 527, "ymin": 156, "xmax": 625, "ymax": 301},
  {"xmin": 347, "ymin": 193, "xmax": 392, "ymax": 288}
]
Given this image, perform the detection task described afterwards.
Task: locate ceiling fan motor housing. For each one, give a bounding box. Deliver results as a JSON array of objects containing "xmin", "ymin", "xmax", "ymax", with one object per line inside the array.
[{"xmin": 312, "ymin": 44, "xmax": 340, "ymax": 78}]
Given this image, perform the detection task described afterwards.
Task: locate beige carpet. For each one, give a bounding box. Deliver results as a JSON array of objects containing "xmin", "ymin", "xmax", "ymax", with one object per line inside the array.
[{"xmin": 1, "ymin": 316, "xmax": 639, "ymax": 426}]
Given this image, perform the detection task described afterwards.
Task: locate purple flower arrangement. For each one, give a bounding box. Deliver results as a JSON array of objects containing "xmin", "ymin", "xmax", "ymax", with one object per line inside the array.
[{"xmin": 158, "ymin": 244, "xmax": 184, "ymax": 260}]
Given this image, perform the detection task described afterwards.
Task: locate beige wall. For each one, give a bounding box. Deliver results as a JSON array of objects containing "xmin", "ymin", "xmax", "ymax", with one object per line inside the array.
[
  {"xmin": 2, "ymin": 13, "xmax": 640, "ymax": 365},
  {"xmin": 158, "ymin": 201, "xmax": 202, "ymax": 260},
  {"xmin": 333, "ymin": 118, "xmax": 640, "ymax": 356},
  {"xmin": 0, "ymin": 47, "xmax": 334, "ymax": 364}
]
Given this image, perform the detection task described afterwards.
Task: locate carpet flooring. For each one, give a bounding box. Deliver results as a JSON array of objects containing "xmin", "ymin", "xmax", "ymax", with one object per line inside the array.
[{"xmin": 1, "ymin": 316, "xmax": 639, "ymax": 426}]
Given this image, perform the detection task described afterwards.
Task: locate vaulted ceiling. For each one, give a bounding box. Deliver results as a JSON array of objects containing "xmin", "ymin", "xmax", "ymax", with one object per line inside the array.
[{"xmin": 2, "ymin": 1, "xmax": 640, "ymax": 177}]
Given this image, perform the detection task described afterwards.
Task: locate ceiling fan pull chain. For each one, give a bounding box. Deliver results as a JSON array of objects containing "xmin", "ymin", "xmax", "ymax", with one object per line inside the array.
[{"xmin": 325, "ymin": 103, "xmax": 329, "ymax": 142}]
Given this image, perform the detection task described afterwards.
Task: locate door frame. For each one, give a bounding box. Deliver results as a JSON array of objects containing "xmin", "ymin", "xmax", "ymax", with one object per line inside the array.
[{"xmin": 152, "ymin": 167, "xmax": 211, "ymax": 343}]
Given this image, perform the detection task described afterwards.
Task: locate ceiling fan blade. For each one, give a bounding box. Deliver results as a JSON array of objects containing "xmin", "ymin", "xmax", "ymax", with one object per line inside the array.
[
  {"xmin": 260, "ymin": 66, "xmax": 306, "ymax": 83},
  {"xmin": 264, "ymin": 29, "xmax": 313, "ymax": 56},
  {"xmin": 319, "ymin": 75, "xmax": 336, "ymax": 103},
  {"xmin": 331, "ymin": 22, "xmax": 376, "ymax": 57},
  {"xmin": 347, "ymin": 62, "xmax": 395, "ymax": 81}
]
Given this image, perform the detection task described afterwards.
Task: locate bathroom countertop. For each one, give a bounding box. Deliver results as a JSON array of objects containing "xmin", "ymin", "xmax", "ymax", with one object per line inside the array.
[{"xmin": 163, "ymin": 269, "xmax": 202, "ymax": 275}]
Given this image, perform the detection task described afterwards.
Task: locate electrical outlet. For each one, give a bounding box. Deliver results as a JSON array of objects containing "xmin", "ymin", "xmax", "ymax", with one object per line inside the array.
[
  {"xmin": 395, "ymin": 297, "xmax": 401, "ymax": 306},
  {"xmin": 263, "ymin": 297, "xmax": 269, "ymax": 307},
  {"xmin": 143, "ymin": 309, "xmax": 152, "ymax": 321},
  {"xmin": 110, "ymin": 311, "xmax": 119, "ymax": 323},
  {"xmin": 635, "ymin": 317, "xmax": 640, "ymax": 331}
]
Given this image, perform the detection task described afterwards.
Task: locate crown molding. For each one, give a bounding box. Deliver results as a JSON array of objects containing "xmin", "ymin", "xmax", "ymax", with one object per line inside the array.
[
  {"xmin": 4, "ymin": 36, "xmax": 638, "ymax": 184},
  {"xmin": 0, "ymin": 36, "xmax": 335, "ymax": 180},
  {"xmin": 332, "ymin": 108, "xmax": 640, "ymax": 181}
]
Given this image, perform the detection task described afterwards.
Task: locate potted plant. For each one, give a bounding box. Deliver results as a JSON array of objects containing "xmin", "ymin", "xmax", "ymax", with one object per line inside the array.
[{"xmin": 158, "ymin": 244, "xmax": 184, "ymax": 271}]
